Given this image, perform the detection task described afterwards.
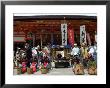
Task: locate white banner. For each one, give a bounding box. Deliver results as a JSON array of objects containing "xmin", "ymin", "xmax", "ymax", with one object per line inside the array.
[
  {"xmin": 61, "ymin": 24, "xmax": 67, "ymax": 45},
  {"xmin": 80, "ymin": 25, "xmax": 86, "ymax": 44}
]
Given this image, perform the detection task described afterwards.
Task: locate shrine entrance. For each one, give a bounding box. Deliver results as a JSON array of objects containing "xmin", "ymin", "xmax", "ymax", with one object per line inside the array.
[{"xmin": 14, "ymin": 15, "xmax": 97, "ymax": 51}]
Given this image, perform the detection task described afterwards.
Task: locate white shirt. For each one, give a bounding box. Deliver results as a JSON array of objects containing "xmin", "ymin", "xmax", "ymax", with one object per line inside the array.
[
  {"xmin": 32, "ymin": 48, "xmax": 37, "ymax": 56},
  {"xmin": 88, "ymin": 47, "xmax": 94, "ymax": 55},
  {"xmin": 88, "ymin": 46, "xmax": 97, "ymax": 56},
  {"xmin": 71, "ymin": 47, "xmax": 80, "ymax": 56}
]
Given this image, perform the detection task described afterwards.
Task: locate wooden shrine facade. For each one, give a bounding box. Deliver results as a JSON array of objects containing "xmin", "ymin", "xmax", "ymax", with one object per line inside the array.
[{"xmin": 14, "ymin": 15, "xmax": 97, "ymax": 49}]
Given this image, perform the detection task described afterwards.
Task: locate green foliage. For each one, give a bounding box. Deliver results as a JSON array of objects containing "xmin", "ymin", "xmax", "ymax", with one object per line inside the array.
[
  {"xmin": 41, "ymin": 64, "xmax": 47, "ymax": 69},
  {"xmin": 88, "ymin": 60, "xmax": 97, "ymax": 68}
]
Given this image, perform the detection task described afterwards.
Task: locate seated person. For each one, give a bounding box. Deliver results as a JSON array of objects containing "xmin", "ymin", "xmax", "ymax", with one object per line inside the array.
[{"xmin": 57, "ymin": 53, "xmax": 62, "ymax": 59}]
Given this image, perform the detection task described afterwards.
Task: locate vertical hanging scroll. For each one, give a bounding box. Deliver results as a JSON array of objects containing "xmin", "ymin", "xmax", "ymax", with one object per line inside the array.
[
  {"xmin": 80, "ymin": 25, "xmax": 86, "ymax": 44},
  {"xmin": 61, "ymin": 23, "xmax": 67, "ymax": 46},
  {"xmin": 67, "ymin": 24, "xmax": 74, "ymax": 47}
]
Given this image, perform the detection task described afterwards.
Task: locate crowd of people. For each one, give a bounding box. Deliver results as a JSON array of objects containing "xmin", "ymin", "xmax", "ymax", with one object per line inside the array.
[
  {"xmin": 14, "ymin": 43, "xmax": 52, "ymax": 71},
  {"xmin": 13, "ymin": 41, "xmax": 97, "ymax": 73},
  {"xmin": 71, "ymin": 42, "xmax": 97, "ymax": 68}
]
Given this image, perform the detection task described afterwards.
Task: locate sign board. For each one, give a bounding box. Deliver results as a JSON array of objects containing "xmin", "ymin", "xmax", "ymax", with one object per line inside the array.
[
  {"xmin": 61, "ymin": 24, "xmax": 67, "ymax": 45},
  {"xmin": 80, "ymin": 25, "xmax": 86, "ymax": 44}
]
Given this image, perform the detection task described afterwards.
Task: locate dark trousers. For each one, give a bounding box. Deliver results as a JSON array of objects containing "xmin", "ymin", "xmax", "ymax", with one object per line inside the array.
[
  {"xmin": 27, "ymin": 59, "xmax": 31, "ymax": 67},
  {"xmin": 83, "ymin": 59, "xmax": 88, "ymax": 68}
]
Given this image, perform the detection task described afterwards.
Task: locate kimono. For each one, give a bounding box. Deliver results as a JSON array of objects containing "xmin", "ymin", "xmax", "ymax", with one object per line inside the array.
[
  {"xmin": 80, "ymin": 47, "xmax": 89, "ymax": 59},
  {"xmin": 80, "ymin": 47, "xmax": 89, "ymax": 68}
]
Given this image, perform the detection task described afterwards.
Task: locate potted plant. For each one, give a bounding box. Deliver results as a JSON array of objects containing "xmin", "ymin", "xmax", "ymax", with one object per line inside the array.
[
  {"xmin": 17, "ymin": 67, "xmax": 22, "ymax": 75},
  {"xmin": 73, "ymin": 58, "xmax": 84, "ymax": 75},
  {"xmin": 73, "ymin": 62, "xmax": 84, "ymax": 75},
  {"xmin": 27, "ymin": 67, "xmax": 33, "ymax": 74},
  {"xmin": 40, "ymin": 64, "xmax": 48, "ymax": 74},
  {"xmin": 16, "ymin": 63, "xmax": 22, "ymax": 75},
  {"xmin": 87, "ymin": 60, "xmax": 97, "ymax": 75}
]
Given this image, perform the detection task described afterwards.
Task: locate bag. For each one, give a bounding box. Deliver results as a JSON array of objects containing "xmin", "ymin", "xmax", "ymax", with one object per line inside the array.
[{"xmin": 73, "ymin": 63, "xmax": 84, "ymax": 75}]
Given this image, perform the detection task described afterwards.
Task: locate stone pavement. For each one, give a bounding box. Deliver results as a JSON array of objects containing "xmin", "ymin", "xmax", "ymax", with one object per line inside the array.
[{"xmin": 13, "ymin": 67, "xmax": 89, "ymax": 75}]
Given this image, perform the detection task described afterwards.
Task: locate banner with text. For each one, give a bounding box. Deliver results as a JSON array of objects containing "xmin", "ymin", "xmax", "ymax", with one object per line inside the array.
[
  {"xmin": 68, "ymin": 26, "xmax": 74, "ymax": 47},
  {"xmin": 61, "ymin": 24, "xmax": 67, "ymax": 45},
  {"xmin": 80, "ymin": 25, "xmax": 86, "ymax": 44}
]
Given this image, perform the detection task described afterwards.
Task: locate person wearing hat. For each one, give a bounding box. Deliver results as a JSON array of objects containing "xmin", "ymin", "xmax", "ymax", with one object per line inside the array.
[
  {"xmin": 71, "ymin": 43, "xmax": 80, "ymax": 56},
  {"xmin": 71, "ymin": 43, "xmax": 80, "ymax": 67}
]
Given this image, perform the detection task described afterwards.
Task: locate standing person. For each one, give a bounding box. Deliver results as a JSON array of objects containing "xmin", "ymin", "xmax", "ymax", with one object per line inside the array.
[
  {"xmin": 80, "ymin": 43, "xmax": 89, "ymax": 68},
  {"xmin": 47, "ymin": 43, "xmax": 51, "ymax": 61},
  {"xmin": 32, "ymin": 47, "xmax": 38, "ymax": 60},
  {"xmin": 88, "ymin": 42, "xmax": 97, "ymax": 61},
  {"xmin": 71, "ymin": 43, "xmax": 80, "ymax": 67},
  {"xmin": 38, "ymin": 47, "xmax": 43, "ymax": 66},
  {"xmin": 15, "ymin": 47, "xmax": 21, "ymax": 67},
  {"xmin": 93, "ymin": 42, "xmax": 97, "ymax": 62},
  {"xmin": 71, "ymin": 43, "xmax": 80, "ymax": 57},
  {"xmin": 25, "ymin": 42, "xmax": 32, "ymax": 67},
  {"xmin": 88, "ymin": 42, "xmax": 95, "ymax": 58}
]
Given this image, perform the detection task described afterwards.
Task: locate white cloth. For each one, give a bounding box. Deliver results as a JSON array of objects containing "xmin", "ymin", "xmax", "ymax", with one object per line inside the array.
[
  {"xmin": 88, "ymin": 47, "xmax": 94, "ymax": 54},
  {"xmin": 71, "ymin": 47, "xmax": 80, "ymax": 56},
  {"xmin": 43, "ymin": 46, "xmax": 50, "ymax": 54},
  {"xmin": 32, "ymin": 48, "xmax": 37, "ymax": 56},
  {"xmin": 88, "ymin": 46, "xmax": 96, "ymax": 56}
]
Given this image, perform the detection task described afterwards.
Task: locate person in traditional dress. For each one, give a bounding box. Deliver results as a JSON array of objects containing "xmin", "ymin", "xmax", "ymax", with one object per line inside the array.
[
  {"xmin": 32, "ymin": 47, "xmax": 38, "ymax": 59},
  {"xmin": 38, "ymin": 47, "xmax": 43, "ymax": 67},
  {"xmin": 15, "ymin": 47, "xmax": 21, "ymax": 67},
  {"xmin": 80, "ymin": 43, "xmax": 89, "ymax": 68}
]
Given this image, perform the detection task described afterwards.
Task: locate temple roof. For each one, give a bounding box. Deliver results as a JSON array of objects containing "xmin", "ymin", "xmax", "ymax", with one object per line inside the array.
[{"xmin": 14, "ymin": 15, "xmax": 97, "ymax": 21}]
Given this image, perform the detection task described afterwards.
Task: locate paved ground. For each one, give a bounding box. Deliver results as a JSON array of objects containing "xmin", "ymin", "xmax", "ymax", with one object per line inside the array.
[{"xmin": 13, "ymin": 67, "xmax": 89, "ymax": 75}]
